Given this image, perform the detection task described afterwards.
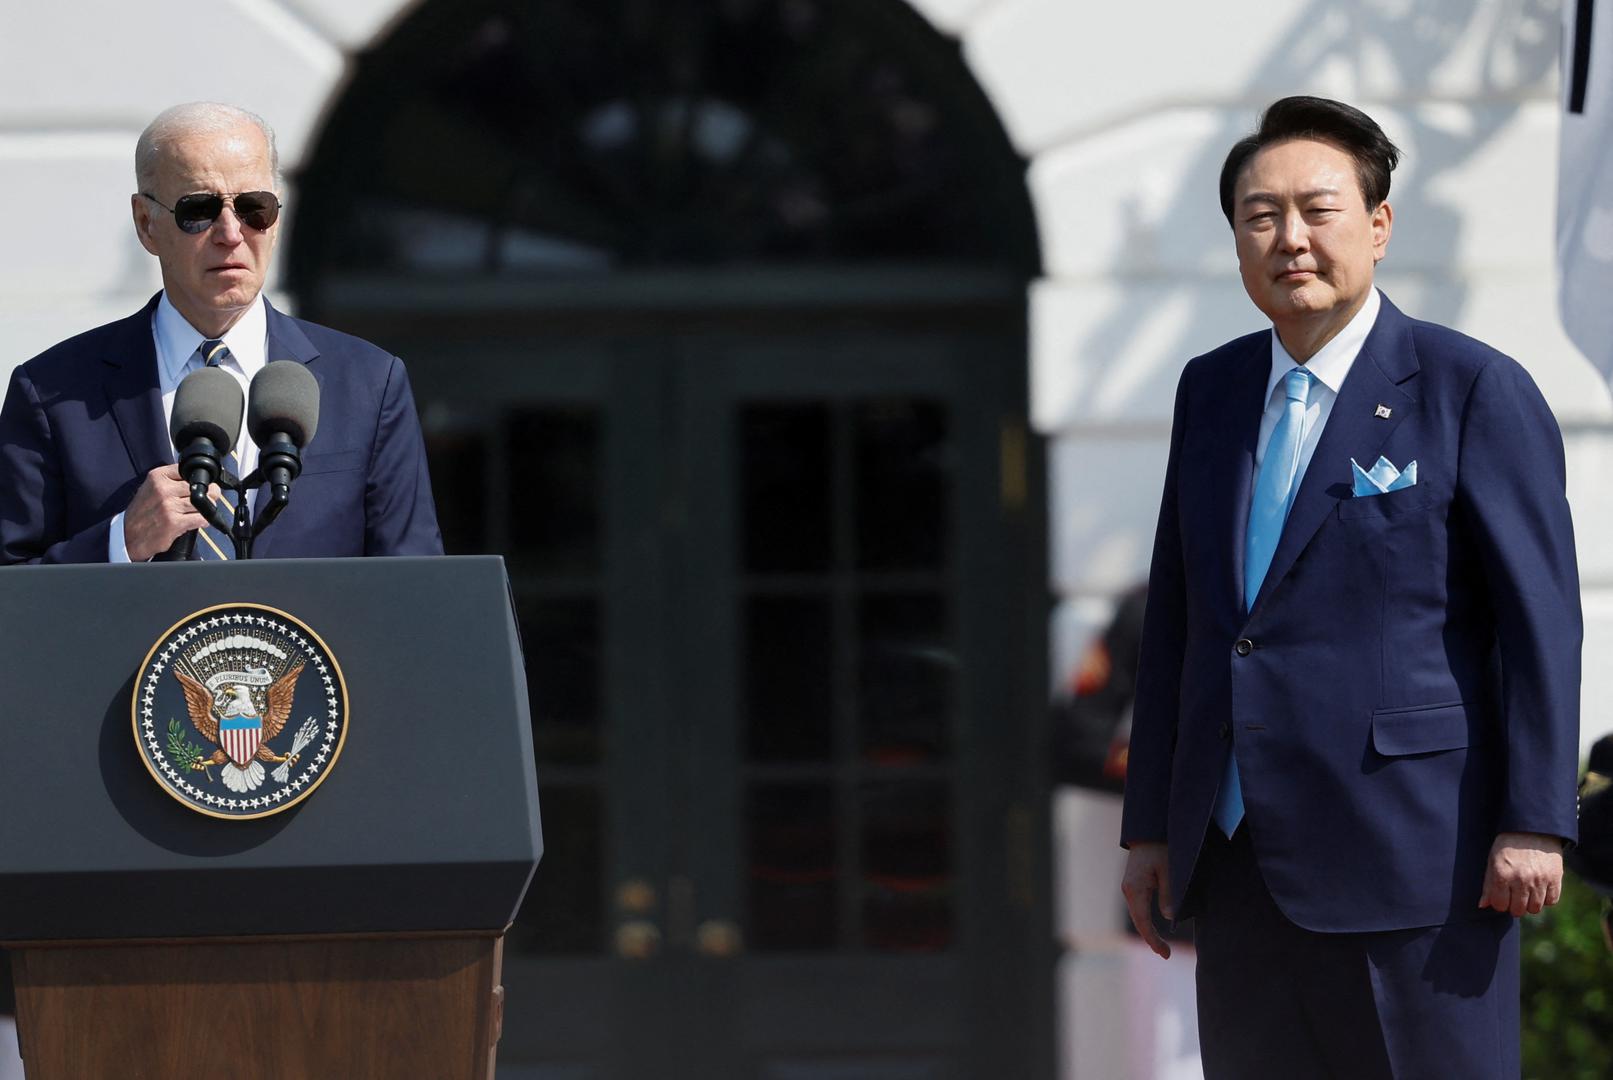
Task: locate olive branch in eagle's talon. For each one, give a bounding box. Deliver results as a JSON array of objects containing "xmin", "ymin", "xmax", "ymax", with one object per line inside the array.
[{"xmin": 166, "ymin": 718, "xmax": 213, "ymax": 781}]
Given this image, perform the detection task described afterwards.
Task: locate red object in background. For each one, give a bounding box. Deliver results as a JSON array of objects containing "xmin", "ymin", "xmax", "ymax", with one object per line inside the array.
[
  {"xmin": 1102, "ymin": 725, "xmax": 1130, "ymax": 783},
  {"xmin": 1051, "ymin": 585, "xmax": 1148, "ymax": 792},
  {"xmin": 1071, "ymin": 638, "xmax": 1113, "ymax": 697}
]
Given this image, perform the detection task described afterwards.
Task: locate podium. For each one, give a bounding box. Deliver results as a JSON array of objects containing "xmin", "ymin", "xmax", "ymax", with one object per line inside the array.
[{"xmin": 0, "ymin": 557, "xmax": 542, "ymax": 1079}]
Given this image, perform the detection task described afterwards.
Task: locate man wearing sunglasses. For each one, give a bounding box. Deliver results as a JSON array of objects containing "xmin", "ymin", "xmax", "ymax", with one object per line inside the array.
[{"xmin": 0, "ymin": 102, "xmax": 442, "ymax": 563}]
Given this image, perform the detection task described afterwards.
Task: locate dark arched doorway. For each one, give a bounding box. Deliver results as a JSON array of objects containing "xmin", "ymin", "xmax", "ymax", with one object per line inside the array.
[{"xmin": 289, "ymin": 1, "xmax": 1047, "ymax": 1076}]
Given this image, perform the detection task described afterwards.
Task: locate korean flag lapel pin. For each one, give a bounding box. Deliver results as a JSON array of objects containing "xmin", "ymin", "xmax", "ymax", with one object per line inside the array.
[{"xmin": 1374, "ymin": 404, "xmax": 1392, "ymax": 419}]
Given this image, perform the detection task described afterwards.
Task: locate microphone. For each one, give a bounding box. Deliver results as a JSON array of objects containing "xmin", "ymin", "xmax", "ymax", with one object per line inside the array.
[
  {"xmin": 246, "ymin": 361, "xmax": 320, "ymax": 533},
  {"xmin": 169, "ymin": 367, "xmax": 243, "ymax": 536}
]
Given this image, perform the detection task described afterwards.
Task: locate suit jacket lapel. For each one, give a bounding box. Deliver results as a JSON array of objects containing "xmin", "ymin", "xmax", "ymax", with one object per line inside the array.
[
  {"xmin": 1248, "ymin": 295, "xmax": 1421, "ymax": 616},
  {"xmin": 264, "ymin": 300, "xmax": 319, "ymax": 368},
  {"xmin": 105, "ymin": 294, "xmax": 171, "ymax": 474}
]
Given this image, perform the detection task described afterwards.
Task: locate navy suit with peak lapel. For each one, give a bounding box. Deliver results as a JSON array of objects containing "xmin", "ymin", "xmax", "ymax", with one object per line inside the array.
[
  {"xmin": 1121, "ymin": 293, "xmax": 1580, "ymax": 1074},
  {"xmin": 0, "ymin": 293, "xmax": 443, "ymax": 563}
]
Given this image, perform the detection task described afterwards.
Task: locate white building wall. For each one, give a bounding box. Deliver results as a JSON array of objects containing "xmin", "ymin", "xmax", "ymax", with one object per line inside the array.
[
  {"xmin": 0, "ymin": 1, "xmax": 349, "ymax": 362},
  {"xmin": 3, "ymin": 1, "xmax": 1609, "ymax": 1077}
]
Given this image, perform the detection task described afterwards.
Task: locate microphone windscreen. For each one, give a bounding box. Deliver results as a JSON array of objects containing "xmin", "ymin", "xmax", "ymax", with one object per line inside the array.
[
  {"xmin": 247, "ymin": 361, "xmax": 320, "ymax": 449},
  {"xmin": 170, "ymin": 367, "xmax": 244, "ymax": 451}
]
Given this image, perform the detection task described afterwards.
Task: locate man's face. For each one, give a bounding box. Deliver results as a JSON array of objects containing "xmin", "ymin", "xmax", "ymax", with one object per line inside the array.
[
  {"xmin": 131, "ymin": 122, "xmax": 278, "ymax": 337},
  {"xmin": 1232, "ymin": 137, "xmax": 1391, "ymax": 343}
]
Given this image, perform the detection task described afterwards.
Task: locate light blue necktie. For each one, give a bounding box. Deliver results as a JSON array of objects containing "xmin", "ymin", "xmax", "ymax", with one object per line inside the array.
[
  {"xmin": 1213, "ymin": 366, "xmax": 1312, "ymax": 836},
  {"xmin": 190, "ymin": 339, "xmax": 239, "ymax": 560}
]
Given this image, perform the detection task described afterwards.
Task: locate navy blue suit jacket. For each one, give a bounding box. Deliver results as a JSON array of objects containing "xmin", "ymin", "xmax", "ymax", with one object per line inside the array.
[
  {"xmin": 1120, "ymin": 293, "xmax": 1582, "ymax": 933},
  {"xmin": 0, "ymin": 294, "xmax": 443, "ymax": 563}
]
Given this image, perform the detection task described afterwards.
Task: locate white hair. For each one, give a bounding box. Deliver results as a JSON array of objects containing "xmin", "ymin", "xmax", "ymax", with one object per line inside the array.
[{"xmin": 135, "ymin": 102, "xmax": 280, "ymax": 194}]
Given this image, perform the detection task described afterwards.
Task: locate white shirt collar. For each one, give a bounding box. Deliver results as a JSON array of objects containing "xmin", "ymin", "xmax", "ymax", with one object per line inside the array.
[
  {"xmin": 152, "ymin": 292, "xmax": 269, "ymax": 385},
  {"xmin": 1266, "ymin": 287, "xmax": 1381, "ymax": 399}
]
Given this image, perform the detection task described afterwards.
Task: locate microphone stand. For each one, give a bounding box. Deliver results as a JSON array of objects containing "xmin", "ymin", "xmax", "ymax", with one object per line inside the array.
[
  {"xmin": 185, "ymin": 468, "xmax": 253, "ymax": 560},
  {"xmin": 229, "ymin": 470, "xmax": 255, "ymax": 561},
  {"xmin": 182, "ymin": 437, "xmax": 303, "ymax": 561}
]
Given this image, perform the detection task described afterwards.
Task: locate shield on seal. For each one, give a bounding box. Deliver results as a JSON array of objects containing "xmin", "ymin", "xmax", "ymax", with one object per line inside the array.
[{"xmin": 218, "ymin": 712, "xmax": 263, "ymax": 767}]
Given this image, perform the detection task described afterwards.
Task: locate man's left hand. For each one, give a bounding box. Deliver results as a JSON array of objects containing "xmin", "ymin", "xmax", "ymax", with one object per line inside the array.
[{"xmin": 1478, "ymin": 832, "xmax": 1565, "ymax": 916}]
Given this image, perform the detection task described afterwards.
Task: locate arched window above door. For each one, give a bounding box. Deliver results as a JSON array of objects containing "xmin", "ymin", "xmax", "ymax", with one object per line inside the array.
[{"xmin": 288, "ymin": 0, "xmax": 1039, "ymax": 287}]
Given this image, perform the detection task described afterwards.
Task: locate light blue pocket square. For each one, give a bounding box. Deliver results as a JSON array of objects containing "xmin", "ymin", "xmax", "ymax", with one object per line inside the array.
[{"xmin": 1351, "ymin": 456, "xmax": 1418, "ymax": 496}]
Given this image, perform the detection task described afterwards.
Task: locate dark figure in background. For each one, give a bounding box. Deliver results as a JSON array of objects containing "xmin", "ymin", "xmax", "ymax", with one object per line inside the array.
[
  {"xmin": 1051, "ymin": 584, "xmax": 1192, "ymax": 948},
  {"xmin": 1051, "ymin": 584, "xmax": 1148, "ymax": 793},
  {"xmin": 1567, "ymin": 734, "xmax": 1613, "ymax": 950}
]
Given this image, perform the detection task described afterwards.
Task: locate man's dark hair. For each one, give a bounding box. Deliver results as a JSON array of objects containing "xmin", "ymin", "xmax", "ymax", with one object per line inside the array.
[{"xmin": 1219, "ymin": 96, "xmax": 1401, "ymax": 226}]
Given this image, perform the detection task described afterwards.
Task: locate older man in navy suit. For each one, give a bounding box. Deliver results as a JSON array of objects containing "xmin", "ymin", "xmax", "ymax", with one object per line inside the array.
[
  {"xmin": 1119, "ymin": 97, "xmax": 1581, "ymax": 1077},
  {"xmin": 0, "ymin": 102, "xmax": 441, "ymax": 563}
]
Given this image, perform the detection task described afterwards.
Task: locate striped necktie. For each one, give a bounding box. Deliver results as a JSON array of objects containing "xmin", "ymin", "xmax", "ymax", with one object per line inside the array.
[
  {"xmin": 192, "ymin": 338, "xmax": 239, "ymax": 560},
  {"xmin": 1212, "ymin": 366, "xmax": 1313, "ymax": 836}
]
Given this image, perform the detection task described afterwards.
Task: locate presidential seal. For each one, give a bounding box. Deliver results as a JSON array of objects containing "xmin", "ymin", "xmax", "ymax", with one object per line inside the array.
[{"xmin": 133, "ymin": 603, "xmax": 348, "ymax": 820}]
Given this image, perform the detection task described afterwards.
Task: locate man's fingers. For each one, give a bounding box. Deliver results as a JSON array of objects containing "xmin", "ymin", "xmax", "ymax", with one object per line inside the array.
[
  {"xmin": 1481, "ymin": 868, "xmax": 1563, "ymax": 916},
  {"xmin": 125, "ymin": 465, "xmax": 219, "ymax": 560},
  {"xmin": 1120, "ymin": 876, "xmax": 1151, "ymax": 929},
  {"xmin": 1484, "ymin": 833, "xmax": 1567, "ymax": 918},
  {"xmin": 1481, "ymin": 880, "xmax": 1513, "ymax": 914},
  {"xmin": 1120, "ymin": 846, "xmax": 1173, "ymax": 960},
  {"xmin": 1123, "ymin": 889, "xmax": 1171, "ymax": 960},
  {"xmin": 1140, "ymin": 921, "xmax": 1171, "ymax": 960},
  {"xmin": 1121, "ymin": 887, "xmax": 1149, "ymax": 937},
  {"xmin": 167, "ymin": 491, "xmax": 204, "ymax": 525},
  {"xmin": 1477, "ymin": 864, "xmax": 1501, "ymax": 910},
  {"xmin": 1526, "ymin": 872, "xmax": 1565, "ymax": 914},
  {"xmin": 1545, "ymin": 876, "xmax": 1563, "ymax": 908}
]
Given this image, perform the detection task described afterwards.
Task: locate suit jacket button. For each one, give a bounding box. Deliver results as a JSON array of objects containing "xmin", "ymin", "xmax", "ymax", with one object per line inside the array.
[
  {"xmin": 1218, "ymin": 722, "xmax": 1231, "ymax": 740},
  {"xmin": 1234, "ymin": 638, "xmax": 1253, "ymax": 656}
]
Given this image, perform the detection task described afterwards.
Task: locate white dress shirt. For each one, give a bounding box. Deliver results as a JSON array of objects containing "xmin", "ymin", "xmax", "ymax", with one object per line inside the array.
[
  {"xmin": 1253, "ymin": 287, "xmax": 1382, "ymax": 483},
  {"xmin": 109, "ymin": 293, "xmax": 268, "ymax": 561}
]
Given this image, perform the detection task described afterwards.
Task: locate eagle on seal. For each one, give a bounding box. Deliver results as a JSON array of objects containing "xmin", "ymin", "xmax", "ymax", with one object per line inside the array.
[{"xmin": 176, "ymin": 662, "xmax": 305, "ymax": 792}]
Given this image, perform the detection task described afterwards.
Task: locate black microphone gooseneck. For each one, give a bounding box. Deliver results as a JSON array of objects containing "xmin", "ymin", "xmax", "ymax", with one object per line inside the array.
[{"xmin": 244, "ymin": 361, "xmax": 321, "ymax": 538}]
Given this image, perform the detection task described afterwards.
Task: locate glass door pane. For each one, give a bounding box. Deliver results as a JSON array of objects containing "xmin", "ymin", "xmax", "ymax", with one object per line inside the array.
[{"xmin": 677, "ymin": 337, "xmax": 983, "ymax": 1079}]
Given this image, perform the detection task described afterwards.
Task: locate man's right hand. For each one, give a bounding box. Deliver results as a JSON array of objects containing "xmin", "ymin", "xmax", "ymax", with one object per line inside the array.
[
  {"xmin": 123, "ymin": 465, "xmax": 207, "ymax": 562},
  {"xmin": 1121, "ymin": 842, "xmax": 1174, "ymax": 959}
]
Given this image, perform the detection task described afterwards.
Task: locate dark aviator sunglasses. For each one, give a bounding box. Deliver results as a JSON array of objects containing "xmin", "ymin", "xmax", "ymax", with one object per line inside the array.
[{"xmin": 141, "ymin": 190, "xmax": 281, "ymax": 234}]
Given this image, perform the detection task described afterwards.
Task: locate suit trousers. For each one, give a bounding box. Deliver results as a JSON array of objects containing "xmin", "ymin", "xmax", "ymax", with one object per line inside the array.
[{"xmin": 1192, "ymin": 827, "xmax": 1519, "ymax": 1080}]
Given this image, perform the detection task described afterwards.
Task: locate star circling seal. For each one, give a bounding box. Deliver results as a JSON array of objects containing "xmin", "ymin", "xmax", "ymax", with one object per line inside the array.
[{"xmin": 133, "ymin": 603, "xmax": 348, "ymax": 820}]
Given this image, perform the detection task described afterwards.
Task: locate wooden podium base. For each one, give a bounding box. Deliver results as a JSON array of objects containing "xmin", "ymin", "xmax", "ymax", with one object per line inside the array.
[{"xmin": 7, "ymin": 933, "xmax": 505, "ymax": 1080}]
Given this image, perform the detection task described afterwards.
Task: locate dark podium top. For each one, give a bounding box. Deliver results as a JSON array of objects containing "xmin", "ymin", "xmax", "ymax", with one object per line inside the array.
[{"xmin": 0, "ymin": 556, "xmax": 542, "ymax": 941}]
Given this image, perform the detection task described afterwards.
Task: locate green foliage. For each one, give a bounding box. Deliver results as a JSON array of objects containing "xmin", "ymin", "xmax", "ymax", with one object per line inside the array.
[
  {"xmin": 165, "ymin": 718, "xmax": 203, "ymax": 771},
  {"xmin": 1522, "ymin": 873, "xmax": 1613, "ymax": 1080}
]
